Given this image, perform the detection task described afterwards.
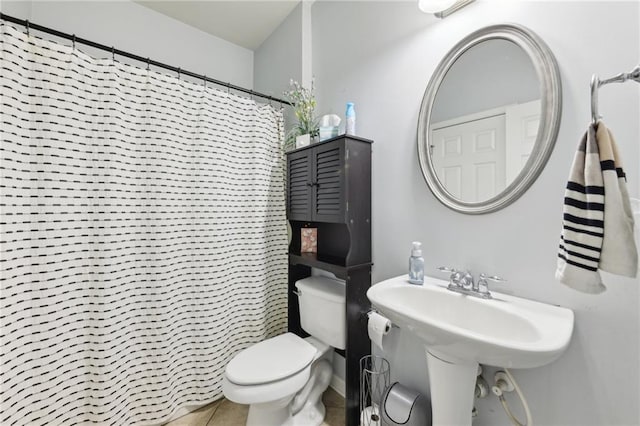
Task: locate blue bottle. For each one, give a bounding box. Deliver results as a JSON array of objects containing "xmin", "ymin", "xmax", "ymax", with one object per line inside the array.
[
  {"xmin": 408, "ymin": 242, "xmax": 424, "ymax": 285},
  {"xmin": 345, "ymin": 102, "xmax": 356, "ymax": 135}
]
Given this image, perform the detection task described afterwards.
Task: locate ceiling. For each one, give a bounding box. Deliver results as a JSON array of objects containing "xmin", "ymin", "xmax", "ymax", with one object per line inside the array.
[{"xmin": 135, "ymin": 1, "xmax": 301, "ymax": 51}]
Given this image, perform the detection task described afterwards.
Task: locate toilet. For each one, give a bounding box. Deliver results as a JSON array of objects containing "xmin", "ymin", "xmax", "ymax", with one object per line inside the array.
[{"xmin": 222, "ymin": 276, "xmax": 346, "ymax": 426}]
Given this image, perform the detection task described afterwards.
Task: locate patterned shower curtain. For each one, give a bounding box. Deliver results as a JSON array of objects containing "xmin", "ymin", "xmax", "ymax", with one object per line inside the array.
[{"xmin": 0, "ymin": 23, "xmax": 288, "ymax": 425}]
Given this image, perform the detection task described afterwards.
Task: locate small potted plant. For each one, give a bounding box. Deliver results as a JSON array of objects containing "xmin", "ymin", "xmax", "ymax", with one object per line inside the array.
[{"xmin": 283, "ymin": 79, "xmax": 319, "ymax": 151}]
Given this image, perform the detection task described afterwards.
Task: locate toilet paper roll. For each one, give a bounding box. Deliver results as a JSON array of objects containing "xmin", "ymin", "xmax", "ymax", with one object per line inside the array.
[{"xmin": 367, "ymin": 312, "xmax": 391, "ymax": 351}]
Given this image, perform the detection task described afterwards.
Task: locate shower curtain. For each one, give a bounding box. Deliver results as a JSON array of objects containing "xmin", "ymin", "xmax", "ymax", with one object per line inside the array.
[{"xmin": 0, "ymin": 24, "xmax": 288, "ymax": 425}]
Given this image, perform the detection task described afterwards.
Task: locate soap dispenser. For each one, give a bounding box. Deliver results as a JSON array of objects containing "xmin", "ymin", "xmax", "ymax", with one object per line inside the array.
[{"xmin": 408, "ymin": 241, "xmax": 424, "ymax": 285}]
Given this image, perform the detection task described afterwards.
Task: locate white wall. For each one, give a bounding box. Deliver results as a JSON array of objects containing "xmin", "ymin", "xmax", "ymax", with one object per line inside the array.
[
  {"xmin": 254, "ymin": 1, "xmax": 317, "ymax": 137},
  {"xmin": 313, "ymin": 1, "xmax": 639, "ymax": 425},
  {"xmin": 254, "ymin": 3, "xmax": 303, "ymax": 106},
  {"xmin": 1, "ymin": 1, "xmax": 254, "ymax": 89}
]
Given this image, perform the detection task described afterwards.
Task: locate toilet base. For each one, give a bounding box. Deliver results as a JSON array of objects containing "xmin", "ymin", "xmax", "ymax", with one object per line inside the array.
[
  {"xmin": 246, "ymin": 396, "xmax": 294, "ymax": 426},
  {"xmin": 287, "ymin": 359, "xmax": 332, "ymax": 426},
  {"xmin": 245, "ymin": 398, "xmax": 328, "ymax": 426},
  {"xmin": 287, "ymin": 399, "xmax": 326, "ymax": 426},
  {"xmin": 245, "ymin": 358, "xmax": 332, "ymax": 426}
]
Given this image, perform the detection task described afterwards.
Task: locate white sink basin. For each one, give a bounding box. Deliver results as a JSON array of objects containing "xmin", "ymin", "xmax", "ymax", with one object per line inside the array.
[
  {"xmin": 367, "ymin": 275, "xmax": 574, "ymax": 368},
  {"xmin": 366, "ymin": 275, "xmax": 574, "ymax": 426}
]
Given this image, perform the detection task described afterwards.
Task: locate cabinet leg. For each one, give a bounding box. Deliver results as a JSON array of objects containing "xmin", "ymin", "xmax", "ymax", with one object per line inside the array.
[{"xmin": 345, "ymin": 268, "xmax": 372, "ymax": 426}]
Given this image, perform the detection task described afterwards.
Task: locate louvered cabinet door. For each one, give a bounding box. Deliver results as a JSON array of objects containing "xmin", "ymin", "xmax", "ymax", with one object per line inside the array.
[
  {"xmin": 287, "ymin": 150, "xmax": 313, "ymax": 221},
  {"xmin": 313, "ymin": 142, "xmax": 345, "ymax": 223}
]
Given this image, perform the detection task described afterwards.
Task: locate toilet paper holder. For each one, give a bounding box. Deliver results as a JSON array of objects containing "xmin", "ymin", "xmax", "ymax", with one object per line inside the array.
[{"xmin": 365, "ymin": 309, "xmax": 399, "ymax": 329}]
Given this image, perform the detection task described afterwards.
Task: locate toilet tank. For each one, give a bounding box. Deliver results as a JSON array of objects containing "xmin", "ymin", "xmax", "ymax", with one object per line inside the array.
[{"xmin": 295, "ymin": 276, "xmax": 346, "ymax": 350}]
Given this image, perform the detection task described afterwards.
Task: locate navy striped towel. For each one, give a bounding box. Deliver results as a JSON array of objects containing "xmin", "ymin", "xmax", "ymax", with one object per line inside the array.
[{"xmin": 557, "ymin": 121, "xmax": 638, "ymax": 293}]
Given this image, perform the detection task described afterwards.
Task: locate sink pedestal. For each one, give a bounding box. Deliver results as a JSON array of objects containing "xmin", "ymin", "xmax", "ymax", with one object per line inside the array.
[{"xmin": 426, "ymin": 349, "xmax": 478, "ymax": 426}]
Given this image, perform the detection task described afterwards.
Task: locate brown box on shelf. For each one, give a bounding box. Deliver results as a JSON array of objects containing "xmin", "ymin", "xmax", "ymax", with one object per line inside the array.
[{"xmin": 301, "ymin": 228, "xmax": 317, "ymax": 253}]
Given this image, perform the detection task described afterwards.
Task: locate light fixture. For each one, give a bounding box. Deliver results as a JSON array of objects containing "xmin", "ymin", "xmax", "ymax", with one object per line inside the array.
[{"xmin": 418, "ymin": 0, "xmax": 475, "ymax": 18}]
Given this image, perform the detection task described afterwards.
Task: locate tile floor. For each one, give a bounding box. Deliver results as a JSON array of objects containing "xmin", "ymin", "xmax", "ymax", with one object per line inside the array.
[{"xmin": 164, "ymin": 387, "xmax": 346, "ymax": 426}]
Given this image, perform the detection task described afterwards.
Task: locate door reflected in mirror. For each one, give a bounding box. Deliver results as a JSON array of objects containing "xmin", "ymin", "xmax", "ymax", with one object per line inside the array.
[{"xmin": 430, "ymin": 39, "xmax": 541, "ymax": 202}]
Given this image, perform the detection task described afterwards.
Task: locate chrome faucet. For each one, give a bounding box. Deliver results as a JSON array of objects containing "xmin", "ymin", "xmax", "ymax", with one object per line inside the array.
[
  {"xmin": 458, "ymin": 270, "xmax": 474, "ymax": 290},
  {"xmin": 437, "ymin": 267, "xmax": 506, "ymax": 299}
]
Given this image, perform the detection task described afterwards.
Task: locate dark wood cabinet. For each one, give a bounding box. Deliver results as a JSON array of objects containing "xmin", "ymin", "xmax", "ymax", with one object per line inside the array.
[
  {"xmin": 286, "ymin": 134, "xmax": 372, "ymax": 426},
  {"xmin": 287, "ymin": 138, "xmax": 346, "ymax": 223}
]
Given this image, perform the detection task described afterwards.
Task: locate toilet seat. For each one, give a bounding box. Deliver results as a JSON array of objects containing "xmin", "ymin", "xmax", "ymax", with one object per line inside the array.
[
  {"xmin": 226, "ymin": 333, "xmax": 317, "ymax": 386},
  {"xmin": 222, "ymin": 367, "xmax": 311, "ymax": 405}
]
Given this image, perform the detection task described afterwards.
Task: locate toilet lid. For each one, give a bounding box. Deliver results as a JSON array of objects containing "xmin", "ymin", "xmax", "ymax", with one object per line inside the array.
[{"xmin": 226, "ymin": 333, "xmax": 317, "ymax": 385}]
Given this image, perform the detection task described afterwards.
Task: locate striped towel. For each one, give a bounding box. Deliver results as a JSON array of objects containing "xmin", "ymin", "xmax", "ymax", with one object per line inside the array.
[{"xmin": 556, "ymin": 121, "xmax": 638, "ymax": 293}]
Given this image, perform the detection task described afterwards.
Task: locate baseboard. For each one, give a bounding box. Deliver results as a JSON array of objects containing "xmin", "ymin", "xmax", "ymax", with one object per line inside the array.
[{"xmin": 329, "ymin": 374, "xmax": 345, "ymax": 397}]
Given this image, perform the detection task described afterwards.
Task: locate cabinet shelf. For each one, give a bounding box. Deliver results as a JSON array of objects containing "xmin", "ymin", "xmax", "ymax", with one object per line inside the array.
[{"xmin": 288, "ymin": 252, "xmax": 372, "ymax": 280}]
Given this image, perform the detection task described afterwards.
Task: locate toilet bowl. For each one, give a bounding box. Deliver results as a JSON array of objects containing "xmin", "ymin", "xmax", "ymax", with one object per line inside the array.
[
  {"xmin": 222, "ymin": 334, "xmax": 333, "ymax": 426},
  {"xmin": 222, "ymin": 276, "xmax": 346, "ymax": 426}
]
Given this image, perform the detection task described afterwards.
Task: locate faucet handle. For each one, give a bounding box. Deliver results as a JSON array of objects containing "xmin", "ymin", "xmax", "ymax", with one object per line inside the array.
[
  {"xmin": 477, "ymin": 273, "xmax": 506, "ymax": 297},
  {"xmin": 480, "ymin": 274, "xmax": 506, "ymax": 283},
  {"xmin": 437, "ymin": 266, "xmax": 462, "ymax": 287}
]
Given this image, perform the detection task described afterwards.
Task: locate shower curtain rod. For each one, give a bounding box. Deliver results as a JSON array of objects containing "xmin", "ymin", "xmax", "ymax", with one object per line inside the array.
[{"xmin": 0, "ymin": 13, "xmax": 290, "ymax": 106}]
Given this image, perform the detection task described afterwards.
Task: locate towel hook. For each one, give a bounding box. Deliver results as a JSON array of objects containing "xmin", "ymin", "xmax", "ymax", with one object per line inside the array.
[{"xmin": 590, "ymin": 65, "xmax": 640, "ymax": 125}]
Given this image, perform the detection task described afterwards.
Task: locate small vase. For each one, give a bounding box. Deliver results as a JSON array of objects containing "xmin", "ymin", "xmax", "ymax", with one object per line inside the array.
[{"xmin": 295, "ymin": 134, "xmax": 311, "ymax": 149}]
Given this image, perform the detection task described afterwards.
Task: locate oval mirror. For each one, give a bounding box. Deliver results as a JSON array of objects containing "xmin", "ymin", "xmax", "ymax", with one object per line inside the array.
[{"xmin": 417, "ymin": 24, "xmax": 562, "ymax": 214}]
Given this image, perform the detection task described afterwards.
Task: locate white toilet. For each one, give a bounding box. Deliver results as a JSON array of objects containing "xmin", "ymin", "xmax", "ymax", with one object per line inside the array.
[{"xmin": 222, "ymin": 276, "xmax": 346, "ymax": 426}]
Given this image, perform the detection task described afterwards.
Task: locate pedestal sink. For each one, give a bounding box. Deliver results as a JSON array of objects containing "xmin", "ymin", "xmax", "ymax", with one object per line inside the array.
[{"xmin": 366, "ymin": 275, "xmax": 574, "ymax": 426}]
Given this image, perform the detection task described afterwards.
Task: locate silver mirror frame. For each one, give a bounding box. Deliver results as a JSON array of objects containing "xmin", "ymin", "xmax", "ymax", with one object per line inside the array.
[{"xmin": 417, "ymin": 24, "xmax": 562, "ymax": 214}]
